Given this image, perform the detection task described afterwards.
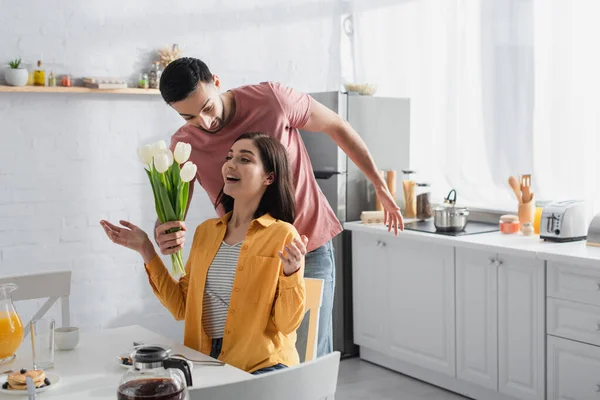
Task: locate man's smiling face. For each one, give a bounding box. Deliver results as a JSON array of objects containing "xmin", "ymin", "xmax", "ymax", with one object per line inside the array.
[{"xmin": 170, "ymin": 80, "xmax": 226, "ymax": 134}]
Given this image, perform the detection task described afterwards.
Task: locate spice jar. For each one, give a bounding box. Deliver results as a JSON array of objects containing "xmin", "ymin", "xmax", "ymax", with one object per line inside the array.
[
  {"xmin": 416, "ymin": 183, "xmax": 432, "ymax": 220},
  {"xmin": 148, "ymin": 61, "xmax": 162, "ymax": 89},
  {"xmin": 500, "ymin": 215, "xmax": 520, "ymax": 234},
  {"xmin": 139, "ymin": 73, "xmax": 149, "ymax": 89},
  {"xmin": 61, "ymin": 75, "xmax": 72, "ymax": 87},
  {"xmin": 521, "ymin": 222, "xmax": 534, "ymax": 236}
]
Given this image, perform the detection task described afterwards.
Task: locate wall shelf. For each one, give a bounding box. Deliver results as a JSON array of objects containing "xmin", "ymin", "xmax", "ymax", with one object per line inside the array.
[{"xmin": 0, "ymin": 85, "xmax": 160, "ymax": 95}]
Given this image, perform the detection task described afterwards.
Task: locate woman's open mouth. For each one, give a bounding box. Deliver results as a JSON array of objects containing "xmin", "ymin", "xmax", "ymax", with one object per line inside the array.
[{"xmin": 225, "ymin": 174, "xmax": 240, "ymax": 183}]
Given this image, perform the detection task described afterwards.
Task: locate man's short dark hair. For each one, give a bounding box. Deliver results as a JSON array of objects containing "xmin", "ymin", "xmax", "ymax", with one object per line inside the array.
[{"xmin": 159, "ymin": 57, "xmax": 213, "ymax": 104}]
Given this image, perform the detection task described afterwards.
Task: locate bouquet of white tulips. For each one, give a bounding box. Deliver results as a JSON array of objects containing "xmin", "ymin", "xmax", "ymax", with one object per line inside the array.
[{"xmin": 138, "ymin": 140, "xmax": 197, "ymax": 276}]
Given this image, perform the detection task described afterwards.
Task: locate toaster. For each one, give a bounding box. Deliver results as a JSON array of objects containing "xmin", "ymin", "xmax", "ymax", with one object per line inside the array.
[{"xmin": 540, "ymin": 200, "xmax": 588, "ymax": 242}]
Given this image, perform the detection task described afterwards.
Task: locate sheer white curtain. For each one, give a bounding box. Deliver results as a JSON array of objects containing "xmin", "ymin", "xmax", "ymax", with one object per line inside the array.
[
  {"xmin": 532, "ymin": 0, "xmax": 600, "ymax": 216},
  {"xmin": 347, "ymin": 0, "xmax": 537, "ymax": 210}
]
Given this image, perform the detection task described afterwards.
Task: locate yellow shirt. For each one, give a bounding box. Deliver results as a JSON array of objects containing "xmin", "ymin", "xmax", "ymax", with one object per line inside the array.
[{"xmin": 144, "ymin": 212, "xmax": 306, "ymax": 373}]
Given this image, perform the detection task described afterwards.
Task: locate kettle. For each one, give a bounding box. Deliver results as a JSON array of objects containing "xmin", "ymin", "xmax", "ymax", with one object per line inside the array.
[{"xmin": 117, "ymin": 345, "xmax": 193, "ymax": 400}]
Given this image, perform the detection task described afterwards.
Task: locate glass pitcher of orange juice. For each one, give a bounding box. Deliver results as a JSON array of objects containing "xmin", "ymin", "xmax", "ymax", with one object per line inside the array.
[{"xmin": 0, "ymin": 283, "xmax": 24, "ymax": 364}]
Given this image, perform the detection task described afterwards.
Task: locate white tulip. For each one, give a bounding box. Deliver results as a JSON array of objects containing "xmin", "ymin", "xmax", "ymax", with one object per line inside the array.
[
  {"xmin": 151, "ymin": 140, "xmax": 168, "ymax": 157},
  {"xmin": 137, "ymin": 144, "xmax": 153, "ymax": 165},
  {"xmin": 154, "ymin": 153, "xmax": 170, "ymax": 173},
  {"xmin": 173, "ymin": 142, "xmax": 192, "ymax": 164},
  {"xmin": 161, "ymin": 149, "xmax": 174, "ymax": 168},
  {"xmin": 180, "ymin": 161, "xmax": 197, "ymax": 183}
]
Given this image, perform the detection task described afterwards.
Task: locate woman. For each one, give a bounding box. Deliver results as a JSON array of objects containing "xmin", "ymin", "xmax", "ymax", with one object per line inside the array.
[{"xmin": 100, "ymin": 132, "xmax": 307, "ymax": 374}]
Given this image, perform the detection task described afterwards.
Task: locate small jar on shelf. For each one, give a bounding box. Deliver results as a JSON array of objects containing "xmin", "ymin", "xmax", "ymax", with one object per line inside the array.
[
  {"xmin": 138, "ymin": 73, "xmax": 149, "ymax": 89},
  {"xmin": 61, "ymin": 75, "xmax": 72, "ymax": 87},
  {"xmin": 148, "ymin": 62, "xmax": 162, "ymax": 89}
]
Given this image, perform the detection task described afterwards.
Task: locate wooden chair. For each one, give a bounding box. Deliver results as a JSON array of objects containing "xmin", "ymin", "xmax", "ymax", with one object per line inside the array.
[
  {"xmin": 304, "ymin": 278, "xmax": 324, "ymax": 362},
  {"xmin": 189, "ymin": 351, "xmax": 340, "ymax": 400},
  {"xmin": 0, "ymin": 270, "xmax": 71, "ymax": 337}
]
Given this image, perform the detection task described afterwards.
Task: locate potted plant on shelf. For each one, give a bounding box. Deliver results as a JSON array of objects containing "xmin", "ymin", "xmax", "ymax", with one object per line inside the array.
[{"xmin": 4, "ymin": 58, "xmax": 29, "ymax": 86}]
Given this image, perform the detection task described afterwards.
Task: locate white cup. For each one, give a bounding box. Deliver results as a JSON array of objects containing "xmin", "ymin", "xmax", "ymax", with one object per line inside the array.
[{"xmin": 54, "ymin": 327, "xmax": 80, "ymax": 351}]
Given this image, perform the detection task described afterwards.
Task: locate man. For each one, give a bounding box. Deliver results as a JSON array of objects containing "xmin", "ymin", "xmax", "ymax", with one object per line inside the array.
[{"xmin": 154, "ymin": 57, "xmax": 403, "ymax": 358}]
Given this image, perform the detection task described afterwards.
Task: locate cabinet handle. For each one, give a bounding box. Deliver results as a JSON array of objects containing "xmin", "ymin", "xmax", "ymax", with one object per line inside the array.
[
  {"xmin": 596, "ymin": 323, "xmax": 600, "ymax": 332},
  {"xmin": 597, "ymin": 283, "xmax": 600, "ymax": 291},
  {"xmin": 489, "ymin": 258, "xmax": 502, "ymax": 267},
  {"xmin": 595, "ymin": 384, "xmax": 600, "ymax": 392},
  {"xmin": 376, "ymin": 240, "xmax": 386, "ymax": 248}
]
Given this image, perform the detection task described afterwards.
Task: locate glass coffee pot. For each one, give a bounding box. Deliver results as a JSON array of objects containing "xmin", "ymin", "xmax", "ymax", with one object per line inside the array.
[
  {"xmin": 117, "ymin": 345, "xmax": 193, "ymax": 400},
  {"xmin": 0, "ymin": 283, "xmax": 24, "ymax": 364}
]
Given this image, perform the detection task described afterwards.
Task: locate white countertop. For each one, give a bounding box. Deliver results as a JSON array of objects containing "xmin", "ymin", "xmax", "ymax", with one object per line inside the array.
[
  {"xmin": 344, "ymin": 221, "xmax": 600, "ymax": 268},
  {"xmin": 0, "ymin": 325, "xmax": 250, "ymax": 399}
]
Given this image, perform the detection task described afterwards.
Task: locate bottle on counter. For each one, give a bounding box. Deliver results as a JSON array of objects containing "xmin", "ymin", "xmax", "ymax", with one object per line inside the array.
[{"xmin": 33, "ymin": 60, "xmax": 45, "ymax": 86}]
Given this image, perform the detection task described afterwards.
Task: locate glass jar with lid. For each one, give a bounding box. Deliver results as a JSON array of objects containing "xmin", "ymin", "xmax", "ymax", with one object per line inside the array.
[
  {"xmin": 416, "ymin": 183, "xmax": 432, "ymax": 220},
  {"xmin": 148, "ymin": 62, "xmax": 162, "ymax": 89}
]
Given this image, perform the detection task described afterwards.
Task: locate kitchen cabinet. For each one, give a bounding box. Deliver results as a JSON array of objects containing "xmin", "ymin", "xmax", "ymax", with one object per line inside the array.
[
  {"xmin": 386, "ymin": 238, "xmax": 455, "ymax": 375},
  {"xmin": 351, "ymin": 231, "xmax": 455, "ymax": 375},
  {"xmin": 547, "ymin": 261, "xmax": 600, "ymax": 306},
  {"xmin": 547, "ymin": 297, "xmax": 600, "ymax": 347},
  {"xmin": 547, "ymin": 335, "xmax": 600, "ymax": 400},
  {"xmin": 351, "ymin": 231, "xmax": 388, "ymax": 352},
  {"xmin": 497, "ymin": 254, "xmax": 545, "ymax": 400},
  {"xmin": 455, "ymin": 249, "xmax": 544, "ymax": 400},
  {"xmin": 455, "ymin": 248, "xmax": 498, "ymax": 390},
  {"xmin": 546, "ymin": 262, "xmax": 600, "ymax": 400},
  {"xmin": 351, "ymin": 226, "xmax": 546, "ymax": 400}
]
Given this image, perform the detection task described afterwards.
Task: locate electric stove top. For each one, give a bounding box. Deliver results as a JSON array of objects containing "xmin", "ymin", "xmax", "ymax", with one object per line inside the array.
[{"xmin": 404, "ymin": 219, "xmax": 499, "ymax": 236}]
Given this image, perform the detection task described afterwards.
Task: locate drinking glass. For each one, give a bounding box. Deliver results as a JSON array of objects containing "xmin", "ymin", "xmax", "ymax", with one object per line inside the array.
[{"xmin": 30, "ymin": 318, "xmax": 55, "ymax": 370}]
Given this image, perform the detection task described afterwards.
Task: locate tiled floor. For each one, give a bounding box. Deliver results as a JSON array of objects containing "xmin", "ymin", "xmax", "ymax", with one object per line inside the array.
[{"xmin": 336, "ymin": 358, "xmax": 470, "ymax": 400}]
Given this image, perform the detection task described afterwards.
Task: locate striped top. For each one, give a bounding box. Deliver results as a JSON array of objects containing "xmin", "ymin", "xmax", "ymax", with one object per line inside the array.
[{"xmin": 202, "ymin": 241, "xmax": 241, "ymax": 339}]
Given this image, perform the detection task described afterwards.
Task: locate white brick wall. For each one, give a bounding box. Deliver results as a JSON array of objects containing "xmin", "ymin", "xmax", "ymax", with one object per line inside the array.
[{"xmin": 0, "ymin": 0, "xmax": 343, "ymax": 340}]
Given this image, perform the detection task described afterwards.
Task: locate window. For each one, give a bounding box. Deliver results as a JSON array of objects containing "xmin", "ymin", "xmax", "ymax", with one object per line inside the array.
[{"xmin": 345, "ymin": 0, "xmax": 600, "ymax": 217}]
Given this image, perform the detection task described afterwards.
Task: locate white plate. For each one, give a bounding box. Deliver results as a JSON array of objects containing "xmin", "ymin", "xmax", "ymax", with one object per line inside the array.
[
  {"xmin": 116, "ymin": 353, "xmax": 133, "ymax": 369},
  {"xmin": 0, "ymin": 372, "xmax": 60, "ymax": 396}
]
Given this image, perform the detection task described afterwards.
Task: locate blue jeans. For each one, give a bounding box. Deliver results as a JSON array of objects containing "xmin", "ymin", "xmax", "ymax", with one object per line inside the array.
[
  {"xmin": 210, "ymin": 338, "xmax": 286, "ymax": 375},
  {"xmin": 295, "ymin": 240, "xmax": 335, "ymax": 361}
]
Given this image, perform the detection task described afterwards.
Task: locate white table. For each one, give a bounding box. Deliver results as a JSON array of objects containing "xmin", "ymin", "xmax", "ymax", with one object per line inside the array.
[{"xmin": 0, "ymin": 325, "xmax": 250, "ymax": 399}]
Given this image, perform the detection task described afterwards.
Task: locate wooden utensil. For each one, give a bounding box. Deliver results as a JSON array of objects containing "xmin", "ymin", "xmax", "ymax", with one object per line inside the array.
[
  {"xmin": 508, "ymin": 176, "xmax": 522, "ymax": 203},
  {"xmin": 521, "ymin": 174, "xmax": 532, "ymax": 203}
]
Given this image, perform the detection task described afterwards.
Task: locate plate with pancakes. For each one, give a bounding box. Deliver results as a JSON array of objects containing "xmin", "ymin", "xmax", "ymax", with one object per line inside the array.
[{"xmin": 0, "ymin": 368, "xmax": 60, "ymax": 395}]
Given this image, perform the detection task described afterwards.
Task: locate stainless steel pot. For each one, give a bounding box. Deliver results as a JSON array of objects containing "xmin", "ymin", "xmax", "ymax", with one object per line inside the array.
[
  {"xmin": 433, "ymin": 206, "xmax": 469, "ymax": 232},
  {"xmin": 433, "ymin": 189, "xmax": 469, "ymax": 232}
]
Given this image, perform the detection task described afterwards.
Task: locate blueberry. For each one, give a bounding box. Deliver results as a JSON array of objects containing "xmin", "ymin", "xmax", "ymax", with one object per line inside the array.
[
  {"xmin": 2, "ymin": 382, "xmax": 8, "ymax": 389},
  {"xmin": 44, "ymin": 378, "xmax": 50, "ymax": 386},
  {"xmin": 19, "ymin": 369, "xmax": 26, "ymax": 374}
]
